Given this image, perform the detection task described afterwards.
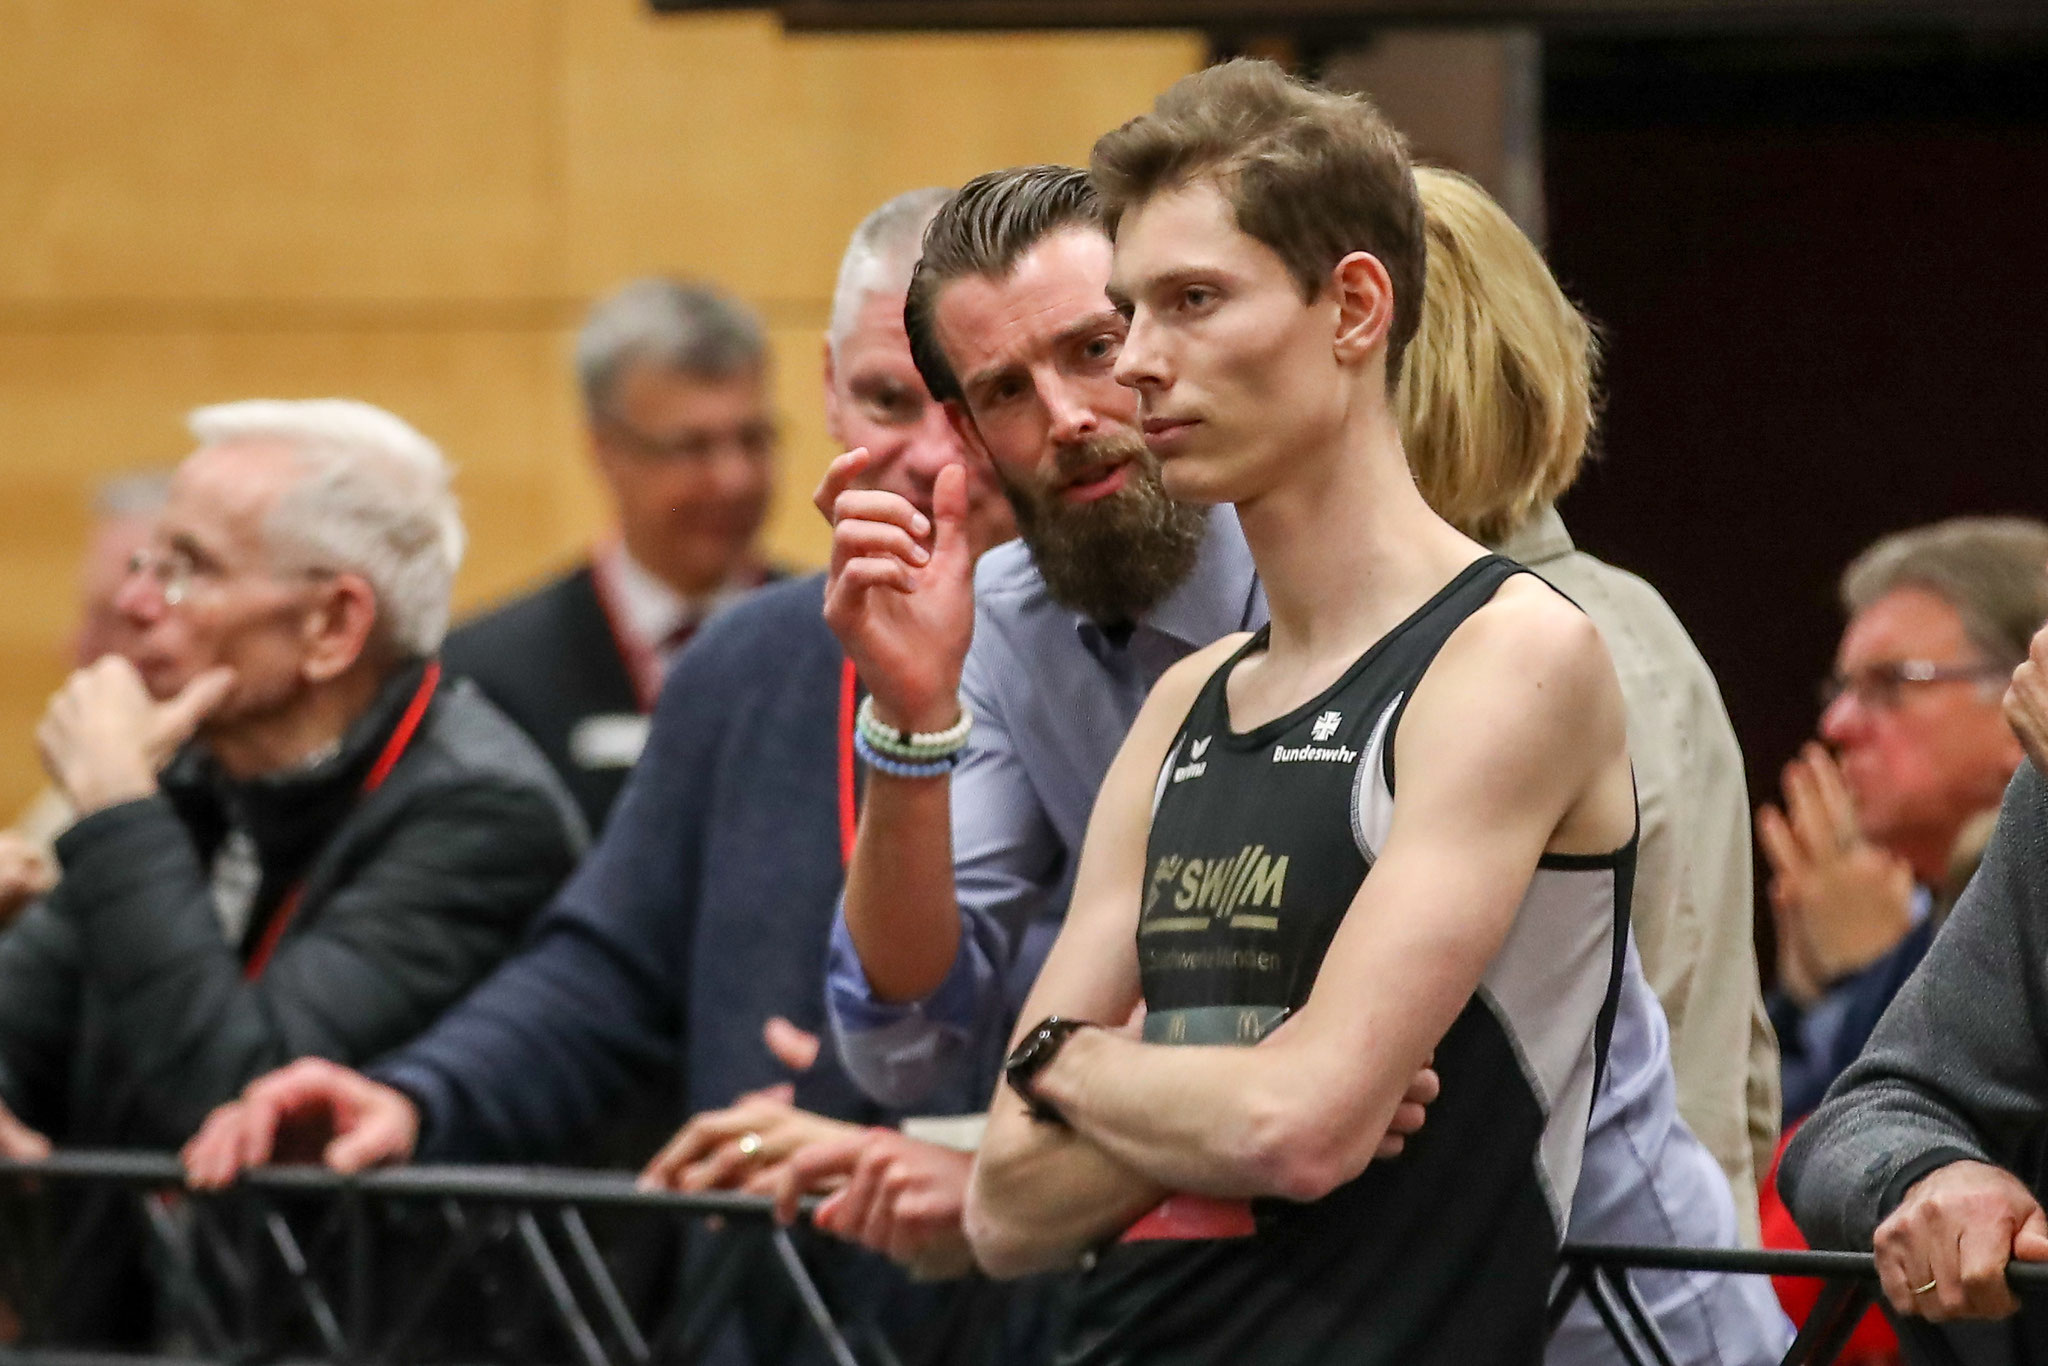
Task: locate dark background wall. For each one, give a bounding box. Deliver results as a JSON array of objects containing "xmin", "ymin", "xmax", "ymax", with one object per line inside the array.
[{"xmin": 1541, "ymin": 36, "xmax": 2048, "ymax": 971}]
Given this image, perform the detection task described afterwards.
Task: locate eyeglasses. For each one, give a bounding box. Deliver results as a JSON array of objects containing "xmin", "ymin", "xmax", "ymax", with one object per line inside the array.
[
  {"xmin": 127, "ymin": 546, "xmax": 206, "ymax": 607},
  {"xmin": 127, "ymin": 546, "xmax": 334, "ymax": 609},
  {"xmin": 596, "ymin": 412, "xmax": 778, "ymax": 467},
  {"xmin": 1818, "ymin": 659, "xmax": 2010, "ymax": 711}
]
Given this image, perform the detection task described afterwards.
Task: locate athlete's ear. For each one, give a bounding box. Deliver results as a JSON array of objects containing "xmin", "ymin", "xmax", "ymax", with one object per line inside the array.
[{"xmin": 1330, "ymin": 251, "xmax": 1395, "ymax": 368}]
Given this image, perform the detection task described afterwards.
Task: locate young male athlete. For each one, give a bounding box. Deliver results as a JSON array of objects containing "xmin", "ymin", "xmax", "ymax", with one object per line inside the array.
[{"xmin": 954, "ymin": 64, "xmax": 1638, "ymax": 1362}]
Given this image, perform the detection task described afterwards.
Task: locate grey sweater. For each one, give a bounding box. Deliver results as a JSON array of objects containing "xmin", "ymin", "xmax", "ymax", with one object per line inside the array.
[{"xmin": 1782, "ymin": 761, "xmax": 2048, "ymax": 1249}]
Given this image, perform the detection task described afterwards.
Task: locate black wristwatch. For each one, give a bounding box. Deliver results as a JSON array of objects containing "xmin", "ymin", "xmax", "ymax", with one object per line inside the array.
[{"xmin": 1003, "ymin": 1016, "xmax": 1095, "ymax": 1125}]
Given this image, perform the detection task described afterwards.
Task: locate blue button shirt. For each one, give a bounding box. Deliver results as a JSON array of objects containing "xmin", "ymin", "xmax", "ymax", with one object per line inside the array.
[
  {"xmin": 825, "ymin": 505, "xmax": 1263, "ymax": 1112},
  {"xmin": 825, "ymin": 505, "xmax": 1789, "ymax": 1365}
]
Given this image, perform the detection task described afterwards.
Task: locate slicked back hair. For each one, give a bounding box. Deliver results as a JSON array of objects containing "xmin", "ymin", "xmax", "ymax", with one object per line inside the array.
[
  {"xmin": 904, "ymin": 165, "xmax": 1102, "ymax": 406},
  {"xmin": 1091, "ymin": 58, "xmax": 1425, "ymax": 387}
]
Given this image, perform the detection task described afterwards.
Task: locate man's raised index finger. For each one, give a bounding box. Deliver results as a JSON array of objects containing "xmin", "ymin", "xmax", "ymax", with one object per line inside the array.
[{"xmin": 813, "ymin": 447, "xmax": 872, "ymax": 521}]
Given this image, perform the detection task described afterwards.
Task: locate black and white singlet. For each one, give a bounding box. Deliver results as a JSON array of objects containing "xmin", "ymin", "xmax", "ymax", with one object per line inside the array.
[{"xmin": 1057, "ymin": 555, "xmax": 1634, "ymax": 1366}]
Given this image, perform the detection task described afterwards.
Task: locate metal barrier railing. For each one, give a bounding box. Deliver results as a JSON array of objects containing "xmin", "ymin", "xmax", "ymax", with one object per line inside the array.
[
  {"xmin": 5, "ymin": 1152, "xmax": 2046, "ymax": 1366},
  {"xmin": 1557, "ymin": 1241, "xmax": 2048, "ymax": 1366},
  {"xmin": 0, "ymin": 1151, "xmax": 870, "ymax": 1366}
]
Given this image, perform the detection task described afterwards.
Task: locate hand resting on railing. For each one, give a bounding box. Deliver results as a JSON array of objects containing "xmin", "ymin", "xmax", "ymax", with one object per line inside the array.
[
  {"xmin": 183, "ymin": 1056, "xmax": 420, "ymax": 1187},
  {"xmin": 1873, "ymin": 1158, "xmax": 2048, "ymax": 1323}
]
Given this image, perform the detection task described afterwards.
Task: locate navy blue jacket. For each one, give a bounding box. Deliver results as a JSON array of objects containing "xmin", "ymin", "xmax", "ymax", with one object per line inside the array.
[
  {"xmin": 375, "ymin": 573, "xmax": 879, "ymax": 1154},
  {"xmin": 1770, "ymin": 914, "xmax": 1936, "ymax": 1125},
  {"xmin": 441, "ymin": 562, "xmax": 643, "ymax": 838}
]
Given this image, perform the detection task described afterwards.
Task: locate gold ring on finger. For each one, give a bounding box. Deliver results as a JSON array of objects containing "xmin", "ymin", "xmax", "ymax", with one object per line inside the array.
[
  {"xmin": 736, "ymin": 1131, "xmax": 764, "ymax": 1158},
  {"xmin": 1913, "ymin": 1278, "xmax": 1939, "ymax": 1296}
]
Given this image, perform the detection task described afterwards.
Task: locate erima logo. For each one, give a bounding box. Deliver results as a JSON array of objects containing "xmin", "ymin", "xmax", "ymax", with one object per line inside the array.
[
  {"xmin": 1190, "ymin": 736, "xmax": 1212, "ymax": 758},
  {"xmin": 1171, "ymin": 736, "xmax": 1210, "ymax": 785},
  {"xmin": 1311, "ymin": 711, "xmax": 1342, "ymax": 742}
]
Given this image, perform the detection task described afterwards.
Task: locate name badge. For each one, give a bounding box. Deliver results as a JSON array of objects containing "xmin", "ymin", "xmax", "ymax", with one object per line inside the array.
[{"xmin": 569, "ymin": 713, "xmax": 650, "ymax": 771}]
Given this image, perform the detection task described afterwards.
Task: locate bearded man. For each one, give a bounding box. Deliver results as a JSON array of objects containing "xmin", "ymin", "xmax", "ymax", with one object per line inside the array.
[{"xmin": 820, "ymin": 167, "xmax": 1249, "ymax": 1114}]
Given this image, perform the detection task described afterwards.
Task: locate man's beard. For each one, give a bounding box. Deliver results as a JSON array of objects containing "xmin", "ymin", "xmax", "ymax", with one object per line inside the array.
[{"xmin": 999, "ymin": 434, "xmax": 1209, "ymax": 628}]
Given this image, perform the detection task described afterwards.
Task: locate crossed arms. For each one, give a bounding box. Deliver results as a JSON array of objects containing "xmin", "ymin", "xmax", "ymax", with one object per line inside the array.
[{"xmin": 967, "ymin": 580, "xmax": 1634, "ymax": 1276}]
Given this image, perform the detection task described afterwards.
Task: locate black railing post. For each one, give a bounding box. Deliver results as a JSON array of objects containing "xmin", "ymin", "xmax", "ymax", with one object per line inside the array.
[
  {"xmin": 1781, "ymin": 1279, "xmax": 1872, "ymax": 1366},
  {"xmin": 559, "ymin": 1205, "xmax": 652, "ymax": 1366},
  {"xmin": 768, "ymin": 1226, "xmax": 862, "ymax": 1366},
  {"xmin": 342, "ymin": 1184, "xmax": 373, "ymax": 1364}
]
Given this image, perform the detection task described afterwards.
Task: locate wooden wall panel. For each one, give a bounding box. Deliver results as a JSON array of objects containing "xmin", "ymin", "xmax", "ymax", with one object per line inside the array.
[
  {"xmin": 0, "ymin": 0, "xmax": 561, "ymax": 301},
  {"xmin": 0, "ymin": 0, "xmax": 1198, "ymax": 815},
  {"xmin": 0, "ymin": 328, "xmax": 589, "ymax": 606},
  {"xmin": 559, "ymin": 9, "xmax": 1202, "ymax": 303}
]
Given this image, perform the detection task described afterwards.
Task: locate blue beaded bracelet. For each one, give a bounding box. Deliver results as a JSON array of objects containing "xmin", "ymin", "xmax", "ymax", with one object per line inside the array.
[{"xmin": 853, "ymin": 727, "xmax": 958, "ymax": 779}]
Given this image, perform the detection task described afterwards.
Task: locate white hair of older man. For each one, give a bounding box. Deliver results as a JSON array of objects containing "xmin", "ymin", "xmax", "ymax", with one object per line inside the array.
[
  {"xmin": 186, "ymin": 398, "xmax": 465, "ymax": 658},
  {"xmin": 828, "ymin": 186, "xmax": 954, "ymax": 361}
]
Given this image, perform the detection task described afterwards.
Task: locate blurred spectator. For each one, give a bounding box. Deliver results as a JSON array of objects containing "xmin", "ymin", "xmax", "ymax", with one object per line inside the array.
[
  {"xmin": 1781, "ymin": 695, "xmax": 2048, "ymax": 1351},
  {"xmin": 0, "ymin": 397, "xmax": 582, "ymax": 1155},
  {"xmin": 73, "ymin": 472, "xmax": 174, "ymax": 669},
  {"xmin": 1402, "ymin": 167, "xmax": 1779, "ymax": 1245},
  {"xmin": 0, "ymin": 398, "xmax": 581, "ymax": 1347},
  {"xmin": 3, "ymin": 473, "xmax": 171, "ymax": 924},
  {"xmin": 443, "ymin": 280, "xmax": 779, "ymax": 834},
  {"xmin": 183, "ymin": 193, "xmax": 1027, "ymax": 1366},
  {"xmin": 1761, "ymin": 517, "xmax": 2048, "ymax": 1123}
]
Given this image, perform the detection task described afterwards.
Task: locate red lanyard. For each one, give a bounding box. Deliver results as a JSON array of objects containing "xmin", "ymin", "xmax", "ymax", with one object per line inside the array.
[
  {"xmin": 242, "ymin": 662, "xmax": 443, "ymax": 981},
  {"xmin": 838, "ymin": 658, "xmax": 858, "ymax": 867}
]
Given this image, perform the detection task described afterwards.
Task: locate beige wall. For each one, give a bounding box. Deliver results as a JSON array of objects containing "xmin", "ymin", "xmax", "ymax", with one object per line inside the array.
[{"xmin": 0, "ymin": 1, "xmax": 1200, "ymax": 814}]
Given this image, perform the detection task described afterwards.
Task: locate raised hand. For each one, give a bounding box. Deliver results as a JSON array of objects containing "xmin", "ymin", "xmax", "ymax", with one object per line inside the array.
[
  {"xmin": 37, "ymin": 656, "xmax": 235, "ymax": 816},
  {"xmin": 818, "ymin": 449, "xmax": 977, "ymax": 733},
  {"xmin": 182, "ymin": 1058, "xmax": 419, "ymax": 1189},
  {"xmin": 1756, "ymin": 743, "xmax": 1915, "ymax": 1002}
]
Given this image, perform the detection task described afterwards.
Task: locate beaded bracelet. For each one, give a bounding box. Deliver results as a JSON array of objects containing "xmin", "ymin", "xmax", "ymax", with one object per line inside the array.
[
  {"xmin": 855, "ymin": 693, "xmax": 973, "ymax": 762},
  {"xmin": 852, "ymin": 727, "xmax": 959, "ymax": 779}
]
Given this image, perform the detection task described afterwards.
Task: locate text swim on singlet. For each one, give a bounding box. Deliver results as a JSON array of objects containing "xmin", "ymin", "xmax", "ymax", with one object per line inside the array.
[
  {"xmin": 1142, "ymin": 841, "xmax": 1292, "ymax": 934},
  {"xmin": 1146, "ymin": 714, "xmax": 1369, "ymax": 938}
]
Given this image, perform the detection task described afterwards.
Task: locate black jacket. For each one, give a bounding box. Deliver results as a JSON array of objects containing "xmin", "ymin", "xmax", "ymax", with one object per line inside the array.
[
  {"xmin": 441, "ymin": 563, "xmax": 642, "ymax": 835},
  {"xmin": 0, "ymin": 661, "xmax": 585, "ymax": 1148}
]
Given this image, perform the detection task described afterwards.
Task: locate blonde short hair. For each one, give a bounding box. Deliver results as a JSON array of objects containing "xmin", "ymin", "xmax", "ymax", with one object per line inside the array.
[{"xmin": 1395, "ymin": 168, "xmax": 1601, "ymax": 545}]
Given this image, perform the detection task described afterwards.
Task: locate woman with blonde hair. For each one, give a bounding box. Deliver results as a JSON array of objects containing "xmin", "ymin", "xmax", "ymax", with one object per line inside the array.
[{"xmin": 1398, "ymin": 168, "xmax": 1792, "ymax": 1364}]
